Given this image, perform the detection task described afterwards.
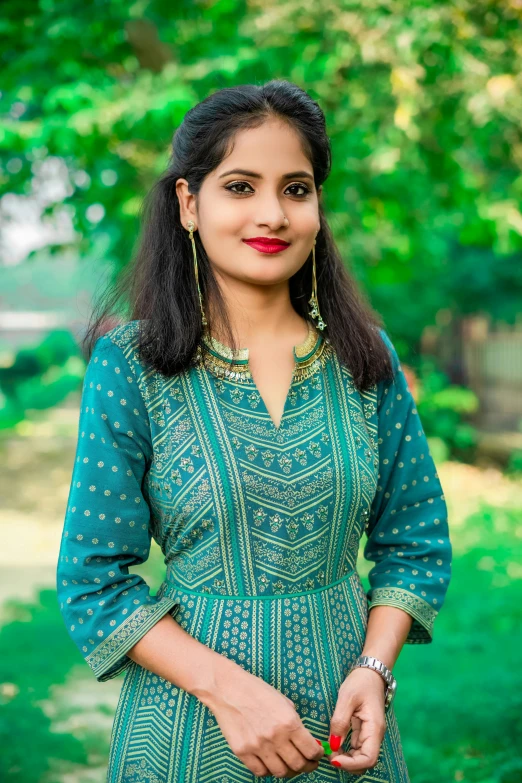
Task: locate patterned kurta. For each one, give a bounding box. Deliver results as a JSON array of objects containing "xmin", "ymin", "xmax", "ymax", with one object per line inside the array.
[{"xmin": 56, "ymin": 318, "xmax": 452, "ymax": 782}]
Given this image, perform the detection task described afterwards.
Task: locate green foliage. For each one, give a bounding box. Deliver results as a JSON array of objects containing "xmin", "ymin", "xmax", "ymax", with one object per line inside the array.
[
  {"xmin": 0, "ymin": 591, "xmax": 94, "ymax": 781},
  {"xmin": 507, "ymin": 449, "xmax": 522, "ymax": 476},
  {"xmin": 425, "ymin": 435, "xmax": 450, "ymax": 465},
  {"xmin": 2, "ymin": 8, "xmax": 521, "ymax": 777},
  {"xmin": 414, "ymin": 358, "xmax": 480, "ymax": 458},
  {"xmin": 0, "ymin": 331, "xmax": 79, "ymax": 392},
  {"xmin": 0, "ymin": 332, "xmax": 85, "ymax": 429},
  {"xmin": 0, "ymin": 390, "xmax": 22, "ymax": 431},
  {"xmin": 15, "ymin": 360, "xmax": 85, "ymax": 411},
  {"xmin": 1, "ymin": 0, "xmax": 522, "ymax": 343},
  {"xmin": 35, "ymin": 329, "xmax": 79, "ymax": 368},
  {"xmin": 425, "ymin": 386, "xmax": 479, "ymax": 417}
]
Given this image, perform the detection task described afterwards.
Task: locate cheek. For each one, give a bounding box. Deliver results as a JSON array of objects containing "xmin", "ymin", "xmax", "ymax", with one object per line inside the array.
[
  {"xmin": 288, "ymin": 203, "xmax": 319, "ymax": 232},
  {"xmin": 201, "ymin": 206, "xmax": 246, "ymax": 242},
  {"xmin": 292, "ymin": 221, "xmax": 319, "ymax": 242},
  {"xmin": 197, "ymin": 215, "xmax": 242, "ymax": 258}
]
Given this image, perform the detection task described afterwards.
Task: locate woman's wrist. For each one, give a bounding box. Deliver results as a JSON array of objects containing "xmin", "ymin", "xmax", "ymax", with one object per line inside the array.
[
  {"xmin": 346, "ymin": 665, "xmax": 386, "ymax": 691},
  {"xmin": 127, "ymin": 613, "xmax": 243, "ymax": 711},
  {"xmin": 193, "ymin": 651, "xmax": 250, "ymax": 712},
  {"xmin": 361, "ymin": 605, "xmax": 413, "ymax": 670},
  {"xmin": 348, "ymin": 655, "xmax": 398, "ymax": 711}
]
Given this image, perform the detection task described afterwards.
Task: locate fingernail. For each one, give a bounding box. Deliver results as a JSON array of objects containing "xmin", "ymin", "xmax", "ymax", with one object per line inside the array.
[
  {"xmin": 315, "ymin": 739, "xmax": 322, "ymax": 745},
  {"xmin": 330, "ymin": 734, "xmax": 342, "ymax": 751},
  {"xmin": 331, "ymin": 760, "xmax": 341, "ymax": 767}
]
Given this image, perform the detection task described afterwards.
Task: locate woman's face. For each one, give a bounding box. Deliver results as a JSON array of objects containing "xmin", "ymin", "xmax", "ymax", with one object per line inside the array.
[{"xmin": 177, "ymin": 118, "xmax": 322, "ymax": 291}]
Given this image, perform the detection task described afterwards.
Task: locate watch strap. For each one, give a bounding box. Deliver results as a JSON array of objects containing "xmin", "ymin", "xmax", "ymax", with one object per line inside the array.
[{"xmin": 350, "ymin": 654, "xmax": 397, "ymax": 710}]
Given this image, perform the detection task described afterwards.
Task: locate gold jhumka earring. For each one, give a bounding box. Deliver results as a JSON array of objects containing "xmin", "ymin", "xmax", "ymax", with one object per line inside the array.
[
  {"xmin": 187, "ymin": 220, "xmax": 207, "ymax": 327},
  {"xmin": 308, "ymin": 238, "xmax": 327, "ymax": 331}
]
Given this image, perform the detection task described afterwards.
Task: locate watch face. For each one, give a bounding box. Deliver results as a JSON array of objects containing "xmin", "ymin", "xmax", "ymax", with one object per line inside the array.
[{"xmin": 385, "ymin": 681, "xmax": 396, "ymax": 708}]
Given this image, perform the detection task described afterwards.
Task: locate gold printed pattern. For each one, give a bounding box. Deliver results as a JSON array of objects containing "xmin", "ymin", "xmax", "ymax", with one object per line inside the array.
[
  {"xmin": 56, "ymin": 319, "xmax": 452, "ymax": 781},
  {"xmin": 369, "ymin": 586, "xmax": 438, "ymax": 641}
]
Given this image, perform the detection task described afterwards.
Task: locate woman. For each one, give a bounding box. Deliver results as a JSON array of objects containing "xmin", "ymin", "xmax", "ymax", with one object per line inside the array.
[{"xmin": 56, "ymin": 80, "xmax": 452, "ymax": 782}]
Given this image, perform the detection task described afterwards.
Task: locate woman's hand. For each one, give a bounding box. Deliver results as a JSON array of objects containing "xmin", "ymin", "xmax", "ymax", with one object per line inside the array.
[
  {"xmin": 327, "ymin": 667, "xmax": 388, "ymax": 776},
  {"xmin": 207, "ymin": 658, "xmax": 324, "ymax": 779}
]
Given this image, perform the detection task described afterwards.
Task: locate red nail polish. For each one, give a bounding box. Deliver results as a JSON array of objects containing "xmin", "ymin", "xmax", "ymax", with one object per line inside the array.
[
  {"xmin": 315, "ymin": 739, "xmax": 322, "ymax": 745},
  {"xmin": 330, "ymin": 734, "xmax": 342, "ymax": 751},
  {"xmin": 331, "ymin": 760, "xmax": 341, "ymax": 767}
]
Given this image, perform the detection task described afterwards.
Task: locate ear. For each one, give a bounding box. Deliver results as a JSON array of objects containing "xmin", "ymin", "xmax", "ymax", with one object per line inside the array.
[{"xmin": 176, "ymin": 178, "xmax": 197, "ymax": 230}]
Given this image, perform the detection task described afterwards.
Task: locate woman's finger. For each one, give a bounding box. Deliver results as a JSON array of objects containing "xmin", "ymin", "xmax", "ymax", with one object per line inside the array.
[
  {"xmin": 289, "ymin": 727, "xmax": 327, "ymax": 764},
  {"xmin": 356, "ymin": 710, "xmax": 386, "ymax": 760},
  {"xmin": 330, "ymin": 748, "xmax": 373, "ymax": 774},
  {"xmin": 262, "ymin": 748, "xmax": 293, "ymax": 778},
  {"xmin": 242, "ymin": 753, "xmax": 270, "ymax": 777},
  {"xmin": 350, "ymin": 715, "xmax": 362, "ymax": 750},
  {"xmin": 275, "ymin": 740, "xmax": 318, "ymax": 775},
  {"xmin": 330, "ymin": 712, "xmax": 385, "ymax": 773}
]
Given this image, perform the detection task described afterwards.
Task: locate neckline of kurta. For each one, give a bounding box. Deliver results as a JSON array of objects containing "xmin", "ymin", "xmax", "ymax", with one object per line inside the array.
[{"xmin": 200, "ymin": 319, "xmax": 323, "ymax": 367}]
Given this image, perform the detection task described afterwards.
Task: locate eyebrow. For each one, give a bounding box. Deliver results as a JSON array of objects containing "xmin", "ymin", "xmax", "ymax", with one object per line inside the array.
[{"xmin": 217, "ymin": 168, "xmax": 314, "ymax": 182}]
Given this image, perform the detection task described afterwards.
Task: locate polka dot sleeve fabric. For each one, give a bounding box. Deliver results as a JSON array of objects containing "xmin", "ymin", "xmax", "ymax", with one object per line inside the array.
[
  {"xmin": 56, "ymin": 335, "xmax": 178, "ymax": 682},
  {"xmin": 363, "ymin": 330, "xmax": 453, "ymax": 644}
]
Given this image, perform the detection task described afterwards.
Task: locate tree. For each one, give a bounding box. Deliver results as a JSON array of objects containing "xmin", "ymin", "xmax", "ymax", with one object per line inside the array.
[{"xmin": 1, "ymin": 0, "xmax": 521, "ymax": 346}]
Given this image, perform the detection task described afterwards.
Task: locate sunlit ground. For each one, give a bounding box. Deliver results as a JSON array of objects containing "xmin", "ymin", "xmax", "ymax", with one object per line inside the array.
[{"xmin": 1, "ymin": 400, "xmax": 521, "ymax": 782}]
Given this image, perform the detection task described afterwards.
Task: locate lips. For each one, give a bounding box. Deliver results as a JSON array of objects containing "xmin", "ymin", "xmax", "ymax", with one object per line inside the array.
[{"xmin": 242, "ymin": 238, "xmax": 291, "ymax": 254}]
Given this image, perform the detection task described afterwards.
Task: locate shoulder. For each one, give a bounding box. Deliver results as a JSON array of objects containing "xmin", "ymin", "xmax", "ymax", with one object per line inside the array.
[
  {"xmin": 94, "ymin": 319, "xmax": 142, "ymax": 355},
  {"xmin": 91, "ymin": 319, "xmax": 146, "ymax": 369},
  {"xmin": 374, "ymin": 329, "xmax": 404, "ymax": 413},
  {"xmin": 377, "ymin": 327, "xmax": 401, "ymax": 378},
  {"xmin": 88, "ymin": 320, "xmax": 149, "ymax": 391}
]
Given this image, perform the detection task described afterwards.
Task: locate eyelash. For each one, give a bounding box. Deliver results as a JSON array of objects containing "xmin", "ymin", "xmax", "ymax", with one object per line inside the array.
[{"xmin": 224, "ymin": 181, "xmax": 311, "ymax": 198}]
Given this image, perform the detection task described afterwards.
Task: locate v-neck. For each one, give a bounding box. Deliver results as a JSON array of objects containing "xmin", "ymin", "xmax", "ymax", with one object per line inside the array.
[{"xmin": 199, "ymin": 320, "xmax": 324, "ymax": 433}]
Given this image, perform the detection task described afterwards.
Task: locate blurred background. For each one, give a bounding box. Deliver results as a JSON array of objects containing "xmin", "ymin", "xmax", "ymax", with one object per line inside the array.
[{"xmin": 1, "ymin": 1, "xmax": 521, "ymax": 781}]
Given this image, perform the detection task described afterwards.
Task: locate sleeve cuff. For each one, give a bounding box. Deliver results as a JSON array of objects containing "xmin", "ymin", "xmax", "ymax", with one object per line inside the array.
[
  {"xmin": 367, "ymin": 587, "xmax": 438, "ymax": 644},
  {"xmin": 86, "ymin": 596, "xmax": 179, "ymax": 682}
]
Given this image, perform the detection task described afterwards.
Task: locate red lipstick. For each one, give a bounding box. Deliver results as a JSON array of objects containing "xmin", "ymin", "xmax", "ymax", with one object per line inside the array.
[{"xmin": 242, "ymin": 237, "xmax": 291, "ymax": 255}]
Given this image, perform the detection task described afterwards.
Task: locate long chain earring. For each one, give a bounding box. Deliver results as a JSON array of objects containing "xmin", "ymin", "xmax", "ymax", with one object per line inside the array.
[
  {"xmin": 308, "ymin": 238, "xmax": 327, "ymax": 330},
  {"xmin": 187, "ymin": 220, "xmax": 207, "ymax": 327}
]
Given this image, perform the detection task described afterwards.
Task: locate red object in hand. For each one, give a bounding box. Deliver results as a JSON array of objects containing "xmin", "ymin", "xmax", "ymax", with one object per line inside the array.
[{"xmin": 330, "ymin": 734, "xmax": 342, "ymax": 751}]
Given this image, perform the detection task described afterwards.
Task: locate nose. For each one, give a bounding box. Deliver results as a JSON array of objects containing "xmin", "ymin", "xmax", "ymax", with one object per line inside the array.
[{"xmin": 253, "ymin": 193, "xmax": 287, "ymax": 229}]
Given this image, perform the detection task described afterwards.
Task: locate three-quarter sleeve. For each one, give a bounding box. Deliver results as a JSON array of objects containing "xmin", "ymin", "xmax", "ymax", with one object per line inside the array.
[
  {"xmin": 56, "ymin": 333, "xmax": 178, "ymax": 682},
  {"xmin": 363, "ymin": 329, "xmax": 453, "ymax": 644}
]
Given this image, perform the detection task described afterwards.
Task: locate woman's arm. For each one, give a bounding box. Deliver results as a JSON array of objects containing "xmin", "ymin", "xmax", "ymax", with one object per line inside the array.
[
  {"xmin": 362, "ymin": 329, "xmax": 453, "ymax": 643},
  {"xmin": 325, "ymin": 601, "xmax": 415, "ymax": 772},
  {"xmin": 326, "ymin": 330, "xmax": 453, "ymax": 775},
  {"xmin": 56, "ymin": 333, "xmax": 178, "ymax": 682},
  {"xmin": 126, "ymin": 612, "xmax": 239, "ymax": 708},
  {"xmin": 127, "ymin": 612, "xmax": 326, "ymax": 779},
  {"xmin": 125, "ymin": 604, "xmax": 414, "ymax": 728},
  {"xmin": 360, "ymin": 604, "xmax": 413, "ymax": 670}
]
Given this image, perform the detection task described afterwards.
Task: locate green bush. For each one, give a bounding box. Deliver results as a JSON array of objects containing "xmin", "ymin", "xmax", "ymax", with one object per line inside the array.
[
  {"xmin": 0, "ymin": 336, "xmax": 86, "ymax": 429},
  {"xmin": 507, "ymin": 450, "xmax": 522, "ymax": 476},
  {"xmin": 415, "ymin": 361, "xmax": 480, "ymax": 460}
]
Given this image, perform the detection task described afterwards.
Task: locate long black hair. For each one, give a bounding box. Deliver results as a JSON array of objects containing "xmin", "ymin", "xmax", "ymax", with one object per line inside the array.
[{"xmin": 83, "ymin": 79, "xmax": 393, "ymax": 392}]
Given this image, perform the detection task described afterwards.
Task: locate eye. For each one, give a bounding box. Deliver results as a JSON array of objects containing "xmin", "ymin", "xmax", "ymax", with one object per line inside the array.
[
  {"xmin": 224, "ymin": 181, "xmax": 311, "ymax": 197},
  {"xmin": 225, "ymin": 181, "xmax": 254, "ymax": 195},
  {"xmin": 286, "ymin": 183, "xmax": 311, "ymax": 197}
]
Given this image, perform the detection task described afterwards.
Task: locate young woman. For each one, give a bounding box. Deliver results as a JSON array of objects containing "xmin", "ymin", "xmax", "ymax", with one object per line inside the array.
[{"xmin": 56, "ymin": 80, "xmax": 452, "ymax": 782}]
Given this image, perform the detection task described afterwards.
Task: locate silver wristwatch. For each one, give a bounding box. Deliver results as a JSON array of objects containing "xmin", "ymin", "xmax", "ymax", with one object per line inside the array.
[{"xmin": 350, "ymin": 655, "xmax": 397, "ymax": 711}]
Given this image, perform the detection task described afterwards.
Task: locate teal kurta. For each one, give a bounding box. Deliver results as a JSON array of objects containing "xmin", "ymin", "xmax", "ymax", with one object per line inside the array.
[{"xmin": 56, "ymin": 319, "xmax": 452, "ymax": 782}]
